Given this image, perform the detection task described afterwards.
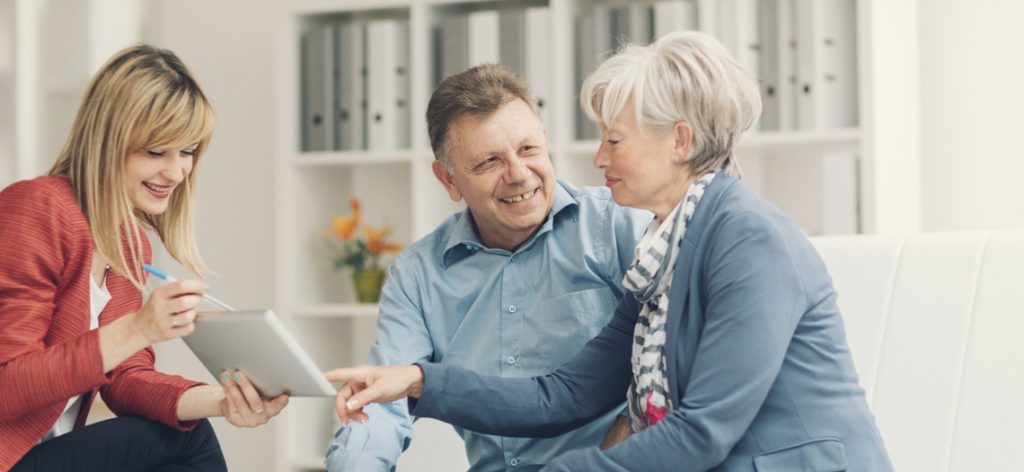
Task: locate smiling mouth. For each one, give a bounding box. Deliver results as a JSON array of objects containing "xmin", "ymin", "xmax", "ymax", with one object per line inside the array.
[
  {"xmin": 143, "ymin": 182, "xmax": 174, "ymax": 195},
  {"xmin": 499, "ymin": 187, "xmax": 540, "ymax": 203}
]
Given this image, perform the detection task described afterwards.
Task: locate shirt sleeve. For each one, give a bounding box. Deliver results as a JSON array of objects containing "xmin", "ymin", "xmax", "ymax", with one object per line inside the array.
[
  {"xmin": 325, "ymin": 257, "xmax": 431, "ymax": 471},
  {"xmin": 0, "ymin": 181, "xmax": 111, "ymax": 418}
]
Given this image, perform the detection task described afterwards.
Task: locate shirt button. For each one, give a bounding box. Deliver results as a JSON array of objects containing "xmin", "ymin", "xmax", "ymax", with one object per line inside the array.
[
  {"xmin": 506, "ymin": 356, "xmax": 516, "ymax": 365},
  {"xmin": 510, "ymin": 458, "xmax": 520, "ymax": 467},
  {"xmin": 508, "ymin": 305, "xmax": 517, "ymax": 313}
]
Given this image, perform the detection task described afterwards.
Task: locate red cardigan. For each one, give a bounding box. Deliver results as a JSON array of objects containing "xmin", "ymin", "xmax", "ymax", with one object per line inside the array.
[{"xmin": 0, "ymin": 176, "xmax": 204, "ymax": 470}]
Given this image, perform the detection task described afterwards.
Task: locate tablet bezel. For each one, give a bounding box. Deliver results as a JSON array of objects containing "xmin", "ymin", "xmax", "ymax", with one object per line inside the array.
[{"xmin": 182, "ymin": 309, "xmax": 337, "ymax": 397}]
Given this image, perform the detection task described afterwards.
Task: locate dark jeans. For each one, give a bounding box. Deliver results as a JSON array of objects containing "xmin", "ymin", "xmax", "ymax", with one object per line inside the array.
[{"xmin": 12, "ymin": 416, "xmax": 227, "ymax": 472}]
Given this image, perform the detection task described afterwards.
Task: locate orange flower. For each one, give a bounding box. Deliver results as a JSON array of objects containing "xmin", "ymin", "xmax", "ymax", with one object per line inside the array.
[
  {"xmin": 324, "ymin": 197, "xmax": 361, "ymax": 240},
  {"xmin": 364, "ymin": 225, "xmax": 403, "ymax": 255}
]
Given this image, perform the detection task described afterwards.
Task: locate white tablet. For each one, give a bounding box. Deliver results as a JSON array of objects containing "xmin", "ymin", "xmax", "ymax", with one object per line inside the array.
[{"xmin": 183, "ymin": 310, "xmax": 337, "ymax": 397}]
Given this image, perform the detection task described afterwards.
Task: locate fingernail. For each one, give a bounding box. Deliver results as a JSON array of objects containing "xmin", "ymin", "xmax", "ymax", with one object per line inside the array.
[
  {"xmin": 233, "ymin": 372, "xmax": 242, "ymax": 381},
  {"xmin": 358, "ymin": 418, "xmax": 367, "ymax": 424},
  {"xmin": 255, "ymin": 408, "xmax": 264, "ymax": 414},
  {"xmin": 221, "ymin": 372, "xmax": 230, "ymax": 381},
  {"xmin": 346, "ymin": 399, "xmax": 359, "ymax": 410}
]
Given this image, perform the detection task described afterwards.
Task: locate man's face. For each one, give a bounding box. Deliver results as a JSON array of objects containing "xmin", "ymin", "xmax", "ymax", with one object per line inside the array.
[{"xmin": 432, "ymin": 98, "xmax": 556, "ymax": 251}]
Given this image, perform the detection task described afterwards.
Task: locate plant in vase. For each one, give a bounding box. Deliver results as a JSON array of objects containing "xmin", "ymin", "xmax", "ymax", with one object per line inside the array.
[{"xmin": 323, "ymin": 197, "xmax": 402, "ymax": 303}]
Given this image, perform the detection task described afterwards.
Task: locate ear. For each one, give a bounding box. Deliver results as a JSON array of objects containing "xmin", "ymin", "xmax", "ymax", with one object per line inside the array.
[
  {"xmin": 432, "ymin": 160, "xmax": 462, "ymax": 202},
  {"xmin": 670, "ymin": 121, "xmax": 694, "ymax": 164}
]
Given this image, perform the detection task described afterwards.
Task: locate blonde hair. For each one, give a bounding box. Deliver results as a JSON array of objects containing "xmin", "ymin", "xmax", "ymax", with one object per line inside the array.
[
  {"xmin": 580, "ymin": 31, "xmax": 762, "ymax": 176},
  {"xmin": 48, "ymin": 44, "xmax": 215, "ymax": 289}
]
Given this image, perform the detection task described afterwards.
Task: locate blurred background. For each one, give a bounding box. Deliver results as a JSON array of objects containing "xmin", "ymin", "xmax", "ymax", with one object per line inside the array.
[{"xmin": 1, "ymin": 0, "xmax": 1023, "ymax": 470}]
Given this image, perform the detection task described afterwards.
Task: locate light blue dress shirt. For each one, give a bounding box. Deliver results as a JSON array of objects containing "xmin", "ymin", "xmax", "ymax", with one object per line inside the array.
[{"xmin": 325, "ymin": 180, "xmax": 650, "ymax": 472}]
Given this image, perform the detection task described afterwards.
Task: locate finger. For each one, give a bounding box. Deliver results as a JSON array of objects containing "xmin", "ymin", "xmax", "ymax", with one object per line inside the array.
[
  {"xmin": 170, "ymin": 294, "xmax": 203, "ymax": 313},
  {"xmin": 265, "ymin": 394, "xmax": 289, "ymax": 417},
  {"xmin": 220, "ymin": 371, "xmax": 240, "ymax": 417},
  {"xmin": 336, "ymin": 384, "xmax": 354, "ymax": 425},
  {"xmin": 344, "ymin": 384, "xmax": 383, "ymax": 413},
  {"xmin": 225, "ymin": 371, "xmax": 255, "ymax": 416},
  {"xmin": 171, "ymin": 310, "xmax": 196, "ymax": 328},
  {"xmin": 233, "ymin": 371, "xmax": 265, "ymax": 413},
  {"xmin": 324, "ymin": 367, "xmax": 363, "ymax": 383}
]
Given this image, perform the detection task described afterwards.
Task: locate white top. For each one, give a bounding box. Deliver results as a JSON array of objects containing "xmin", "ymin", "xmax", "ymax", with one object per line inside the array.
[{"xmin": 40, "ymin": 273, "xmax": 110, "ymax": 442}]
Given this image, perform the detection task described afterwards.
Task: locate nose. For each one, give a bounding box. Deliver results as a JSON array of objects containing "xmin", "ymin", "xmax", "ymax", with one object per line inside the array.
[
  {"xmin": 162, "ymin": 154, "xmax": 191, "ymax": 183},
  {"xmin": 594, "ymin": 142, "xmax": 609, "ymax": 169},
  {"xmin": 503, "ymin": 156, "xmax": 532, "ymax": 184}
]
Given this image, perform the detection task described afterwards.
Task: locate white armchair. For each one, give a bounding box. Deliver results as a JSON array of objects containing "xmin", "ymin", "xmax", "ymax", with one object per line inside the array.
[{"xmin": 812, "ymin": 231, "xmax": 1024, "ymax": 471}]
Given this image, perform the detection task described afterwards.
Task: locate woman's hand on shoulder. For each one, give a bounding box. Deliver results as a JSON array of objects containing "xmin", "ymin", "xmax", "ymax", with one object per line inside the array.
[
  {"xmin": 218, "ymin": 370, "xmax": 289, "ymax": 428},
  {"xmin": 134, "ymin": 279, "xmax": 207, "ymax": 344}
]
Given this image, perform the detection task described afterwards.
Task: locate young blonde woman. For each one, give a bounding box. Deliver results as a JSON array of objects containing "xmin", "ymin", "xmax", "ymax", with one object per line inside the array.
[
  {"xmin": 0, "ymin": 45, "xmax": 287, "ymax": 471},
  {"xmin": 325, "ymin": 32, "xmax": 893, "ymax": 471}
]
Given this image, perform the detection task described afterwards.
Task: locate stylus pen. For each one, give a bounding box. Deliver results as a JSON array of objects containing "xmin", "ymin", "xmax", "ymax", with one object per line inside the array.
[{"xmin": 142, "ymin": 264, "xmax": 235, "ymax": 311}]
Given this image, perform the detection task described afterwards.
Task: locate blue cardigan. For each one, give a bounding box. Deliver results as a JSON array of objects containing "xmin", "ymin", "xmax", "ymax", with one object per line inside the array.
[{"xmin": 413, "ymin": 176, "xmax": 893, "ymax": 471}]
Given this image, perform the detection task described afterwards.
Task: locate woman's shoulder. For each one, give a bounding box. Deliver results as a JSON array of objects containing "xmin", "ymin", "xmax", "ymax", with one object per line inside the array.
[{"xmin": 0, "ymin": 175, "xmax": 76, "ymax": 208}]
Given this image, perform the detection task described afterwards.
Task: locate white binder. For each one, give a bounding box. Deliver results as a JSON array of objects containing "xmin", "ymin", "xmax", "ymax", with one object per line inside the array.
[
  {"xmin": 653, "ymin": 0, "xmax": 697, "ymax": 37},
  {"xmin": 366, "ymin": 19, "xmax": 398, "ymax": 151},
  {"xmin": 335, "ymin": 20, "xmax": 366, "ymax": 150},
  {"xmin": 795, "ymin": 0, "xmax": 858, "ymax": 129},
  {"xmin": 524, "ymin": 7, "xmax": 552, "ymax": 134},
  {"xmin": 776, "ymin": 0, "xmax": 799, "ymax": 131},
  {"xmin": 501, "ymin": 8, "xmax": 551, "ymax": 132},
  {"xmin": 816, "ymin": 0, "xmax": 858, "ymax": 128},
  {"xmin": 467, "ymin": 10, "xmax": 499, "ymax": 67},
  {"xmin": 301, "ymin": 24, "xmax": 335, "ymax": 151},
  {"xmin": 395, "ymin": 19, "xmax": 411, "ymax": 149},
  {"xmin": 758, "ymin": 0, "xmax": 781, "ymax": 131}
]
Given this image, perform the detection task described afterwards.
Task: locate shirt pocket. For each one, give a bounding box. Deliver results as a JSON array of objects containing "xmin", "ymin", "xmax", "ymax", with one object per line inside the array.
[
  {"xmin": 753, "ymin": 438, "xmax": 848, "ymax": 472},
  {"xmin": 541, "ymin": 287, "xmax": 619, "ymax": 371}
]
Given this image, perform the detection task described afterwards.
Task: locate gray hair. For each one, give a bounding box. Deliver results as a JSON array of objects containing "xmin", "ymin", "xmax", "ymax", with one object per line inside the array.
[
  {"xmin": 580, "ymin": 31, "xmax": 762, "ymax": 176},
  {"xmin": 426, "ymin": 63, "xmax": 535, "ymax": 171}
]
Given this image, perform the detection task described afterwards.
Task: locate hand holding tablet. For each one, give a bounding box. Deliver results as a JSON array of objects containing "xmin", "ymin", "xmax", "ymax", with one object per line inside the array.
[{"xmin": 183, "ymin": 310, "xmax": 337, "ymax": 397}]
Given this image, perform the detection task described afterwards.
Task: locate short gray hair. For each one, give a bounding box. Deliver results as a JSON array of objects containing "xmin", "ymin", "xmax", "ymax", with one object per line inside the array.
[
  {"xmin": 426, "ymin": 63, "xmax": 535, "ymax": 171},
  {"xmin": 580, "ymin": 31, "xmax": 762, "ymax": 176}
]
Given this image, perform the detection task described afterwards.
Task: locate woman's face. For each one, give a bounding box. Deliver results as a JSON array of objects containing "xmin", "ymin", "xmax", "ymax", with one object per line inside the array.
[
  {"xmin": 123, "ymin": 143, "xmax": 196, "ymax": 215},
  {"xmin": 593, "ymin": 105, "xmax": 693, "ymax": 221}
]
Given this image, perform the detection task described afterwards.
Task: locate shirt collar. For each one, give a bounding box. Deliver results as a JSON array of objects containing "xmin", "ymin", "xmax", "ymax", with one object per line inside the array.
[{"xmin": 442, "ymin": 181, "xmax": 578, "ymax": 267}]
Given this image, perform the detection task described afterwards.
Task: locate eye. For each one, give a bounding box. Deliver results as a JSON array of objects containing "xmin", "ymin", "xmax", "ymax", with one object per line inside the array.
[
  {"xmin": 520, "ymin": 145, "xmax": 538, "ymax": 154},
  {"xmin": 474, "ymin": 156, "xmax": 500, "ymax": 171},
  {"xmin": 147, "ymin": 150, "xmax": 165, "ymax": 157},
  {"xmin": 606, "ymin": 139, "xmax": 621, "ymax": 146},
  {"xmin": 181, "ymin": 149, "xmax": 197, "ymax": 157}
]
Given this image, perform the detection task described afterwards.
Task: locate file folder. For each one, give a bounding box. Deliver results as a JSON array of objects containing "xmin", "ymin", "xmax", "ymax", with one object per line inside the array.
[
  {"xmin": 467, "ymin": 10, "xmax": 500, "ymax": 67},
  {"xmin": 335, "ymin": 20, "xmax": 366, "ymax": 150},
  {"xmin": 366, "ymin": 19, "xmax": 399, "ymax": 151},
  {"xmin": 301, "ymin": 24, "xmax": 335, "ymax": 151}
]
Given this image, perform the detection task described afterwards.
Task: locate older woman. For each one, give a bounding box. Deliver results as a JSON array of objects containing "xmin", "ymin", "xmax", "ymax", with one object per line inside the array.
[{"xmin": 326, "ymin": 31, "xmax": 892, "ymax": 471}]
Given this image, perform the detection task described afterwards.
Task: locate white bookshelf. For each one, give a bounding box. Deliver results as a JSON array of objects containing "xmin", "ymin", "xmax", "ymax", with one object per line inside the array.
[{"xmin": 273, "ymin": 0, "xmax": 919, "ymax": 470}]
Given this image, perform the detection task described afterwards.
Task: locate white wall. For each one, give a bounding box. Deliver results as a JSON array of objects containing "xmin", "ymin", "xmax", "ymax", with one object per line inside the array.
[
  {"xmin": 147, "ymin": 0, "xmax": 281, "ymax": 470},
  {"xmin": 918, "ymin": 0, "xmax": 1024, "ymax": 231}
]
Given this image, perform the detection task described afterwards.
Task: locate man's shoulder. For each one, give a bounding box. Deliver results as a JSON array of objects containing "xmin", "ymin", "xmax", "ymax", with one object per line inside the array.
[
  {"xmin": 393, "ymin": 211, "xmax": 464, "ymax": 265},
  {"xmin": 558, "ymin": 180, "xmax": 615, "ymax": 206},
  {"xmin": 556, "ymin": 180, "xmax": 649, "ymax": 226}
]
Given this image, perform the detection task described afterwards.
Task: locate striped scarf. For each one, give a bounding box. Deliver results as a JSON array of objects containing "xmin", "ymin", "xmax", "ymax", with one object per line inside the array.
[{"xmin": 625, "ymin": 171, "xmax": 716, "ymax": 432}]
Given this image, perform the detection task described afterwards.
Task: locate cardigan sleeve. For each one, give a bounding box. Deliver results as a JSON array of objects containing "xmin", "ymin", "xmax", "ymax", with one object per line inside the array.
[
  {"xmin": 0, "ymin": 180, "xmax": 110, "ymax": 418},
  {"xmin": 410, "ymin": 293, "xmax": 639, "ymax": 437},
  {"xmin": 97, "ymin": 229, "xmax": 206, "ymax": 431}
]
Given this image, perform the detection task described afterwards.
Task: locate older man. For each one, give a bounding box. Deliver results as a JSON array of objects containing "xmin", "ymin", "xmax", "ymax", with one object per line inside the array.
[{"xmin": 325, "ymin": 64, "xmax": 650, "ymax": 471}]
